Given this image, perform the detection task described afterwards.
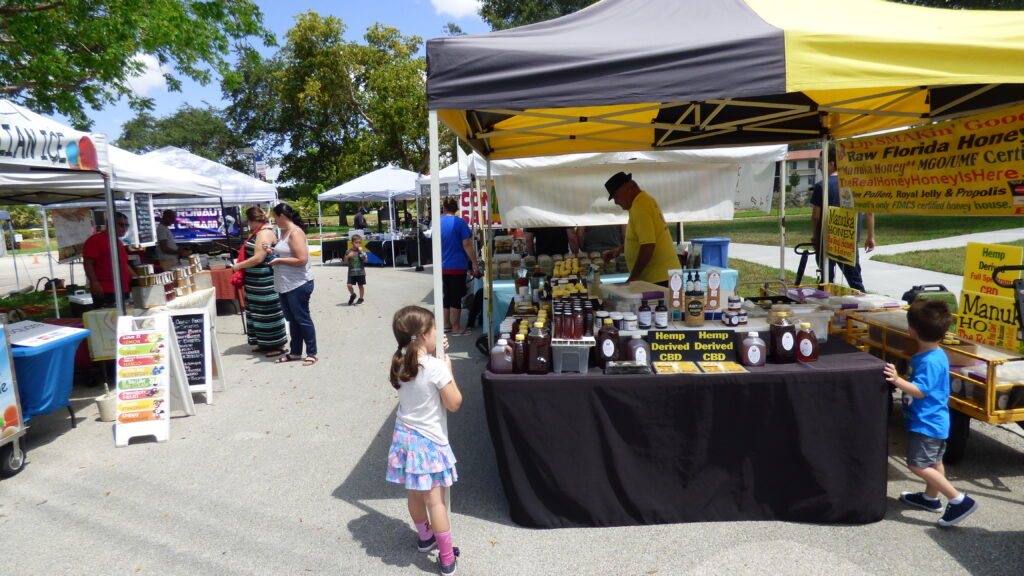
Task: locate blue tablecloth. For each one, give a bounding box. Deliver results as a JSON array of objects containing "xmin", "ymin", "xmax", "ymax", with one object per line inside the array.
[
  {"xmin": 488, "ymin": 267, "xmax": 739, "ymax": 334},
  {"xmin": 12, "ymin": 329, "xmax": 91, "ymax": 422}
]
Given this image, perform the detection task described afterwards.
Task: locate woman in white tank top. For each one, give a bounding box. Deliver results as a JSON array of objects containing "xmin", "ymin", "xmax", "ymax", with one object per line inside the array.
[{"xmin": 266, "ymin": 203, "xmax": 318, "ymax": 366}]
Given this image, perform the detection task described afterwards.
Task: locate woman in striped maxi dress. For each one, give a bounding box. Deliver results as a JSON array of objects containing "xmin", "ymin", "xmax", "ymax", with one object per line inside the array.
[{"xmin": 230, "ymin": 206, "xmax": 288, "ymax": 356}]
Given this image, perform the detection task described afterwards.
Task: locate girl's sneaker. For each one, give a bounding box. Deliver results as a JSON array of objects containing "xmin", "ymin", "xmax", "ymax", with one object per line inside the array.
[
  {"xmin": 417, "ymin": 533, "xmax": 436, "ymax": 552},
  {"xmin": 438, "ymin": 547, "xmax": 460, "ymax": 575}
]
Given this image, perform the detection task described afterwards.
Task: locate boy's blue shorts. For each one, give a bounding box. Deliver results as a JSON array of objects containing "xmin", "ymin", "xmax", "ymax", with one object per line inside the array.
[{"xmin": 906, "ymin": 431, "xmax": 946, "ymax": 468}]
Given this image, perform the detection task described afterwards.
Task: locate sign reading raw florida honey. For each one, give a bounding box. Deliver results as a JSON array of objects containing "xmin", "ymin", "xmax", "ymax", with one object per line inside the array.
[
  {"xmin": 838, "ymin": 102, "xmax": 1024, "ymax": 216},
  {"xmin": 958, "ymin": 242, "xmax": 1023, "ymax": 352}
]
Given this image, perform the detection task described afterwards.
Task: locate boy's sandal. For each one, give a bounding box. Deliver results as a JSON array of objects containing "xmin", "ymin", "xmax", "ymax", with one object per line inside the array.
[
  {"xmin": 302, "ymin": 356, "xmax": 319, "ymax": 366},
  {"xmin": 274, "ymin": 354, "xmax": 301, "ymax": 364}
]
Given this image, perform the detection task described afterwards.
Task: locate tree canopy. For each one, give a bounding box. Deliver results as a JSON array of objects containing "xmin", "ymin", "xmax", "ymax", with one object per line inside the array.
[
  {"xmin": 0, "ymin": 0, "xmax": 275, "ymax": 128},
  {"xmin": 223, "ymin": 12, "xmax": 456, "ymax": 195},
  {"xmin": 115, "ymin": 105, "xmax": 252, "ymax": 173}
]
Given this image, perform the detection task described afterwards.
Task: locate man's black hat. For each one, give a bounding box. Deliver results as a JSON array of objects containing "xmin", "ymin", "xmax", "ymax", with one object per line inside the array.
[{"xmin": 604, "ymin": 172, "xmax": 632, "ymax": 200}]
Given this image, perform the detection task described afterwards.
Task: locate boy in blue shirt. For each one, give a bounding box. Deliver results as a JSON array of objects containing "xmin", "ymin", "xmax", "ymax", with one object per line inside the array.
[{"xmin": 883, "ymin": 300, "xmax": 978, "ymax": 527}]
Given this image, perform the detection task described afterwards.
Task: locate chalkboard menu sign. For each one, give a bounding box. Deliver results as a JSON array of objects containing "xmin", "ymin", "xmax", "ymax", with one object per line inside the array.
[
  {"xmin": 170, "ymin": 312, "xmax": 207, "ymax": 387},
  {"xmin": 131, "ymin": 193, "xmax": 155, "ymax": 247}
]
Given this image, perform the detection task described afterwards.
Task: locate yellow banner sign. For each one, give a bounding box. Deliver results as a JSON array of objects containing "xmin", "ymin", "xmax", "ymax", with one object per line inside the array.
[
  {"xmin": 838, "ymin": 103, "xmax": 1024, "ymax": 215},
  {"xmin": 963, "ymin": 242, "xmax": 1023, "ymax": 299},
  {"xmin": 957, "ymin": 290, "xmax": 1020, "ymax": 353},
  {"xmin": 826, "ymin": 206, "xmax": 858, "ymax": 266}
]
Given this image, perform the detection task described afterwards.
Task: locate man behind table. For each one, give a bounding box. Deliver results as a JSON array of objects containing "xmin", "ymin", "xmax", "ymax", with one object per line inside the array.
[
  {"xmin": 83, "ymin": 212, "xmax": 133, "ymax": 308},
  {"xmin": 603, "ymin": 172, "xmax": 678, "ymax": 286}
]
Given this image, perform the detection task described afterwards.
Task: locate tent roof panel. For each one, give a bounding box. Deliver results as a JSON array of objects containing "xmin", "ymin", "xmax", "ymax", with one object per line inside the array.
[{"xmin": 427, "ymin": 0, "xmax": 1024, "ymax": 158}]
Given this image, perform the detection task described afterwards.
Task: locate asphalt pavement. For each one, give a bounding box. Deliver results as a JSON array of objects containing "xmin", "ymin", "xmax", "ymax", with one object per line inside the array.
[{"xmin": 2, "ymin": 249, "xmax": 1024, "ymax": 575}]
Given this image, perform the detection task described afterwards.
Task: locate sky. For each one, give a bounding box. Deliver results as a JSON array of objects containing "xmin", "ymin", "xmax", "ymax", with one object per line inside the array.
[{"xmin": 59, "ymin": 0, "xmax": 490, "ymax": 141}]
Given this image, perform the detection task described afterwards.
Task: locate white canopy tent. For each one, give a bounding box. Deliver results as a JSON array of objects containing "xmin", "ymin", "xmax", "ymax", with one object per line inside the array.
[
  {"xmin": 0, "ymin": 99, "xmax": 221, "ymax": 313},
  {"xmin": 415, "ymin": 145, "xmax": 470, "ymax": 193},
  {"xmin": 142, "ymin": 146, "xmax": 279, "ymax": 206},
  {"xmin": 316, "ymin": 165, "xmax": 423, "ymax": 268}
]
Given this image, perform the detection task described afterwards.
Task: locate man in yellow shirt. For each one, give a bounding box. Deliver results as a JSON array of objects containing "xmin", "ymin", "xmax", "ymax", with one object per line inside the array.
[{"xmin": 603, "ymin": 172, "xmax": 679, "ymax": 286}]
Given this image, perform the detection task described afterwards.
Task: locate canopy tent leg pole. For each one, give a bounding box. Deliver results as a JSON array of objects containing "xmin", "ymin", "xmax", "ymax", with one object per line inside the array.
[
  {"xmin": 415, "ymin": 188, "xmax": 424, "ymax": 272},
  {"xmin": 485, "ymin": 160, "xmax": 494, "ymax": 349},
  {"xmin": 389, "ymin": 197, "xmax": 396, "ymax": 269},
  {"xmin": 9, "ymin": 221, "xmax": 20, "ymax": 291},
  {"xmin": 778, "ymin": 159, "xmax": 787, "ymax": 283},
  {"xmin": 429, "ymin": 111, "xmax": 445, "ymax": 360},
  {"xmin": 318, "ymin": 201, "xmax": 323, "ymax": 267},
  {"xmin": 39, "ymin": 206, "xmax": 59, "ymax": 318},
  {"xmin": 820, "ymin": 137, "xmax": 831, "ymax": 288},
  {"xmin": 104, "ymin": 176, "xmax": 125, "ymax": 315},
  {"xmin": 473, "ymin": 157, "xmax": 488, "ymax": 341}
]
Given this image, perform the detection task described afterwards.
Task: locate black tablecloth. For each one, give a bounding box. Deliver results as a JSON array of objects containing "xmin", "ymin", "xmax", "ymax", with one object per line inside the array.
[
  {"xmin": 321, "ymin": 239, "xmax": 347, "ymax": 264},
  {"xmin": 481, "ymin": 339, "xmax": 889, "ymax": 528}
]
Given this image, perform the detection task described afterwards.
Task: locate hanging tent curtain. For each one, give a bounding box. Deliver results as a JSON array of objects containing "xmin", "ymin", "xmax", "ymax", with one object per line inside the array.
[{"xmin": 426, "ymin": 0, "xmax": 1024, "ymax": 159}]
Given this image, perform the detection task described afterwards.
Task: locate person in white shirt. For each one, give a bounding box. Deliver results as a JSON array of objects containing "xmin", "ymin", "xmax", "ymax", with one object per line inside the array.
[
  {"xmin": 386, "ymin": 305, "xmax": 463, "ymax": 575},
  {"xmin": 155, "ymin": 210, "xmax": 190, "ymax": 270}
]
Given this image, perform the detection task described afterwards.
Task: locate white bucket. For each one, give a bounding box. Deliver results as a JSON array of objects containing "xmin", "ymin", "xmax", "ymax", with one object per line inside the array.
[{"xmin": 96, "ymin": 393, "xmax": 117, "ymax": 422}]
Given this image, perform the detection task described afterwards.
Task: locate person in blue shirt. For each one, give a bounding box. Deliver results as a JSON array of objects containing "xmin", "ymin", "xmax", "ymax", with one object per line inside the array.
[
  {"xmin": 440, "ymin": 197, "xmax": 478, "ymax": 335},
  {"xmin": 883, "ymin": 300, "xmax": 978, "ymax": 527}
]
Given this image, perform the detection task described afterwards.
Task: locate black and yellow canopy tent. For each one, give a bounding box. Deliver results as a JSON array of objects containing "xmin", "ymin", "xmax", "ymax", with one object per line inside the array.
[
  {"xmin": 421, "ymin": 0, "xmax": 1024, "ymax": 339},
  {"xmin": 427, "ymin": 0, "xmax": 1024, "ymax": 158}
]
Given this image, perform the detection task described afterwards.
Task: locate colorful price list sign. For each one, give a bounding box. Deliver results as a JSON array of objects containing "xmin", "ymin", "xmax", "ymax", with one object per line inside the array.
[{"xmin": 114, "ymin": 316, "xmax": 171, "ymax": 446}]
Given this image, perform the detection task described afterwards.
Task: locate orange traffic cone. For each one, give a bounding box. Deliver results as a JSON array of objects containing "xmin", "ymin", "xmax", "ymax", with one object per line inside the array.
[{"xmin": 32, "ymin": 255, "xmax": 39, "ymax": 264}]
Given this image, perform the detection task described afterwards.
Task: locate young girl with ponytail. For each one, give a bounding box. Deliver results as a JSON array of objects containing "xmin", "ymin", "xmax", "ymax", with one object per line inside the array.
[{"xmin": 386, "ymin": 305, "xmax": 463, "ymax": 574}]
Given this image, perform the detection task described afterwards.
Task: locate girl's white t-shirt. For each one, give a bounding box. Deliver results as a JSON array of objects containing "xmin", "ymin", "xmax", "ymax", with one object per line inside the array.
[{"xmin": 396, "ymin": 355, "xmax": 453, "ymax": 446}]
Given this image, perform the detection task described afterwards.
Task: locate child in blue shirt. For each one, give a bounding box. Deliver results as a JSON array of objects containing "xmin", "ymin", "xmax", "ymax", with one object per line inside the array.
[{"xmin": 883, "ymin": 299, "xmax": 978, "ymax": 527}]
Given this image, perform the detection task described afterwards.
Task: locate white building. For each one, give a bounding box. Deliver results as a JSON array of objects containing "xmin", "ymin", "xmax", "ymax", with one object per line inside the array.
[{"xmin": 785, "ymin": 149, "xmax": 822, "ymax": 199}]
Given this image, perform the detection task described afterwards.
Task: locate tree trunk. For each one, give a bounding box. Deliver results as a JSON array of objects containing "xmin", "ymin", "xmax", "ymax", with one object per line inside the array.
[{"xmin": 339, "ymin": 202, "xmax": 349, "ymax": 227}]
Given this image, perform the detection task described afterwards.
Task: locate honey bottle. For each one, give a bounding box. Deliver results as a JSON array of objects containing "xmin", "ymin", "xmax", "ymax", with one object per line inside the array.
[{"xmin": 796, "ymin": 322, "xmax": 819, "ymax": 363}]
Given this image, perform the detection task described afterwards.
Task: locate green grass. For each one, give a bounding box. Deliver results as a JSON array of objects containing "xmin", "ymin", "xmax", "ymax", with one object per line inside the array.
[
  {"xmin": 727, "ymin": 258, "xmax": 798, "ymax": 298},
  {"xmin": 873, "ymin": 239, "xmax": 1024, "ymax": 276},
  {"xmin": 686, "ymin": 213, "xmax": 1023, "ymax": 248},
  {"xmin": 0, "ymin": 289, "xmax": 71, "ymax": 320}
]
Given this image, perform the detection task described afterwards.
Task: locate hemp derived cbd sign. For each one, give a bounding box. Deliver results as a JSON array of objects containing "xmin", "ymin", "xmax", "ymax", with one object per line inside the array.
[
  {"xmin": 648, "ymin": 330, "xmax": 737, "ymax": 362},
  {"xmin": 838, "ymin": 102, "xmax": 1024, "ymax": 216}
]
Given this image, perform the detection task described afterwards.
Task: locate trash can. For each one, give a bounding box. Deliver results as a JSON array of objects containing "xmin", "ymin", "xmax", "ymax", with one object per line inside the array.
[{"xmin": 691, "ymin": 238, "xmax": 730, "ymax": 268}]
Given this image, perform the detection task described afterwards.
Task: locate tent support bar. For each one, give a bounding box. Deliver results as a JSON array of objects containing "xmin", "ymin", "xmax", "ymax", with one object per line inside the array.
[
  {"xmin": 317, "ymin": 201, "xmax": 323, "ymax": 267},
  {"xmin": 104, "ymin": 176, "xmax": 125, "ymax": 315},
  {"xmin": 778, "ymin": 159, "xmax": 786, "ymax": 282},
  {"xmin": 485, "ymin": 159, "xmax": 493, "ymax": 350},
  {"xmin": 40, "ymin": 205, "xmax": 59, "ymax": 318},
  {"xmin": 821, "ymin": 137, "xmax": 831, "ymax": 287},
  {"xmin": 930, "ymin": 84, "xmax": 999, "ymax": 117},
  {"xmin": 429, "ymin": 111, "xmax": 445, "ymax": 359}
]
